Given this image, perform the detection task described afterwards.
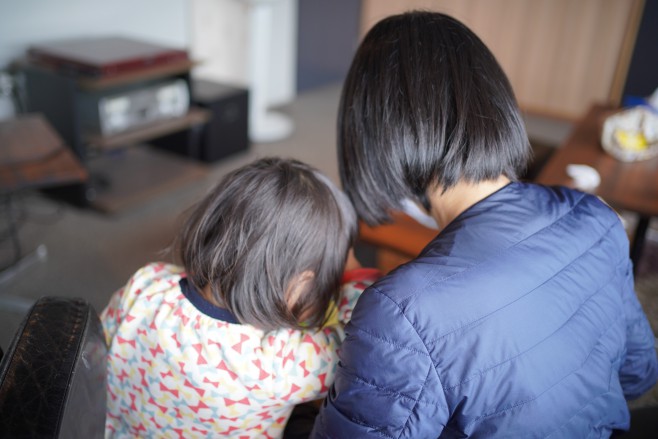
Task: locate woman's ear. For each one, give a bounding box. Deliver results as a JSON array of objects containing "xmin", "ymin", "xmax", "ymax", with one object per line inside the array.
[{"xmin": 285, "ymin": 270, "xmax": 315, "ymax": 311}]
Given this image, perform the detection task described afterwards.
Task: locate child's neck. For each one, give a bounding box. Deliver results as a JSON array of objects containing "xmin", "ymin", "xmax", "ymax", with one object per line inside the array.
[{"xmin": 201, "ymin": 284, "xmax": 224, "ymax": 307}]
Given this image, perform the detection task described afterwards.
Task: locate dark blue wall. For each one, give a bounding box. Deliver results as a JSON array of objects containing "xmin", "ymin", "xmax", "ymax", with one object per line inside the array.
[
  {"xmin": 623, "ymin": 0, "xmax": 658, "ymax": 98},
  {"xmin": 296, "ymin": 0, "xmax": 362, "ymax": 92}
]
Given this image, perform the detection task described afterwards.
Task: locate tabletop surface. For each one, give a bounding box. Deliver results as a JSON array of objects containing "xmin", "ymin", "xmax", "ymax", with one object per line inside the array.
[
  {"xmin": 536, "ymin": 104, "xmax": 658, "ymax": 217},
  {"xmin": 0, "ymin": 114, "xmax": 87, "ymax": 192}
]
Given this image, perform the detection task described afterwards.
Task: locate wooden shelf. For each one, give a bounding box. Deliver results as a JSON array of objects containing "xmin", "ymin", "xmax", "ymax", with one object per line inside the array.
[
  {"xmin": 20, "ymin": 54, "xmax": 209, "ymax": 211},
  {"xmin": 77, "ymin": 59, "xmax": 198, "ymax": 90},
  {"xmin": 18, "ymin": 58, "xmax": 198, "ymax": 91},
  {"xmin": 86, "ymin": 146, "xmax": 207, "ymax": 214},
  {"xmin": 85, "ymin": 107, "xmax": 211, "ymax": 151}
]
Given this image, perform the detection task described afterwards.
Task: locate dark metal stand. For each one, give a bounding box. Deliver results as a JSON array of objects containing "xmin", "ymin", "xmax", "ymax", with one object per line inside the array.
[{"xmin": 630, "ymin": 215, "xmax": 651, "ymax": 277}]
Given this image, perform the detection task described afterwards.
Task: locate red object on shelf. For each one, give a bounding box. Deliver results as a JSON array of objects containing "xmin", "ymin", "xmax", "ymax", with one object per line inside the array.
[{"xmin": 27, "ymin": 36, "xmax": 189, "ymax": 78}]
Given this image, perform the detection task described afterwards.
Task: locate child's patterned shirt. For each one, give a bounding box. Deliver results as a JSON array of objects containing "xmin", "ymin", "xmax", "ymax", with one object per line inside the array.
[{"xmin": 101, "ymin": 262, "xmax": 380, "ymax": 438}]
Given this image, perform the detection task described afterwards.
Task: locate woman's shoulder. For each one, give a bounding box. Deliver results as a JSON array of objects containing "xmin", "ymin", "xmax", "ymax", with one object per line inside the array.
[{"xmin": 363, "ymin": 259, "xmax": 457, "ymax": 306}]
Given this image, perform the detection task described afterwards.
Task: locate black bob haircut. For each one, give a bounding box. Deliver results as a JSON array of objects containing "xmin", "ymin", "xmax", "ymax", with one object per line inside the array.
[
  {"xmin": 176, "ymin": 157, "xmax": 357, "ymax": 331},
  {"xmin": 338, "ymin": 10, "xmax": 531, "ymax": 225}
]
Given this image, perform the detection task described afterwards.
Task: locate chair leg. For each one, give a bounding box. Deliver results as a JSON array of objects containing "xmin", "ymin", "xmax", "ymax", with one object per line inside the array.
[{"xmin": 630, "ymin": 216, "xmax": 650, "ymax": 277}]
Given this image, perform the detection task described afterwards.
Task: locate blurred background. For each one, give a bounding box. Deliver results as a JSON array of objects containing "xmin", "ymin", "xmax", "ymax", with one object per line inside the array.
[{"xmin": 1, "ymin": 0, "xmax": 657, "ymax": 378}]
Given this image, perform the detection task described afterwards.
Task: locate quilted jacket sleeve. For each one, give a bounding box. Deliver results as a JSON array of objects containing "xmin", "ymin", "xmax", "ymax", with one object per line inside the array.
[
  {"xmin": 619, "ymin": 259, "xmax": 658, "ymax": 399},
  {"xmin": 312, "ymin": 286, "xmax": 449, "ymax": 438}
]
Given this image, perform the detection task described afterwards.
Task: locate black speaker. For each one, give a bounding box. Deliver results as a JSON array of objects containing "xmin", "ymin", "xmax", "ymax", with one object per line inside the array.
[{"xmin": 152, "ymin": 79, "xmax": 249, "ymax": 162}]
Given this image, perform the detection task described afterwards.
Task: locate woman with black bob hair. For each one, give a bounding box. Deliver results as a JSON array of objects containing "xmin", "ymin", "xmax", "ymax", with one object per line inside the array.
[
  {"xmin": 338, "ymin": 10, "xmax": 530, "ymax": 226},
  {"xmin": 312, "ymin": 11, "xmax": 657, "ymax": 438}
]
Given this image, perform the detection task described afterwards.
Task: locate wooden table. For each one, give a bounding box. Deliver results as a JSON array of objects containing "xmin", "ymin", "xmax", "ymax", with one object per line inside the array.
[
  {"xmin": 0, "ymin": 113, "xmax": 88, "ymax": 191},
  {"xmin": 358, "ymin": 212, "xmax": 438, "ymax": 273},
  {"xmin": 536, "ymin": 103, "xmax": 658, "ymax": 272}
]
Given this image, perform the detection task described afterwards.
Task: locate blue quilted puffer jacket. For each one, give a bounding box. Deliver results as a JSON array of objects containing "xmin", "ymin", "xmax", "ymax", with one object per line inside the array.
[{"xmin": 312, "ymin": 182, "xmax": 658, "ymax": 438}]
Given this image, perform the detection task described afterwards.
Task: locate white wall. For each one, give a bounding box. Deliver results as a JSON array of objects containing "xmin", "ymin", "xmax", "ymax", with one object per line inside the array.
[
  {"xmin": 189, "ymin": 0, "xmax": 249, "ymax": 87},
  {"xmin": 189, "ymin": 0, "xmax": 297, "ymax": 106},
  {"xmin": 0, "ymin": 0, "xmax": 297, "ymax": 107},
  {"xmin": 0, "ymin": 0, "xmax": 189, "ymax": 69}
]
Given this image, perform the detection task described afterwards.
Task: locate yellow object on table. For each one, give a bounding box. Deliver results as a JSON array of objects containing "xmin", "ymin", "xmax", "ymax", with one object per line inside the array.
[
  {"xmin": 614, "ymin": 130, "xmax": 648, "ymax": 151},
  {"xmin": 601, "ymin": 107, "xmax": 658, "ymax": 162}
]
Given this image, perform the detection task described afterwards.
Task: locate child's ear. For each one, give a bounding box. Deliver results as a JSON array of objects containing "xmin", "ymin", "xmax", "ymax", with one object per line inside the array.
[{"xmin": 286, "ymin": 270, "xmax": 315, "ymax": 311}]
